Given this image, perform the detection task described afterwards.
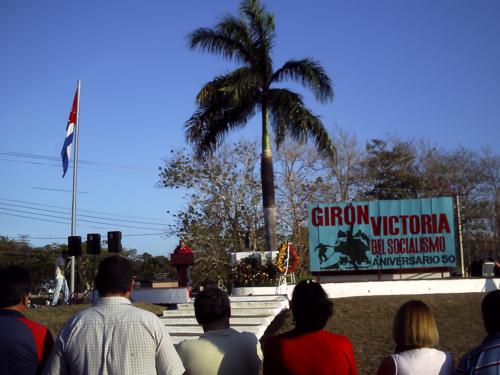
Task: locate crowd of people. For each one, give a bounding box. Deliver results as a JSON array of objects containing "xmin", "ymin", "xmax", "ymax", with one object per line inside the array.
[{"xmin": 0, "ymin": 256, "xmax": 499, "ymax": 375}]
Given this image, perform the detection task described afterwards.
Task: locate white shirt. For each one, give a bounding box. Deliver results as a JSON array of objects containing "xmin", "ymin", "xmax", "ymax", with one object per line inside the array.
[
  {"xmin": 43, "ymin": 296, "xmax": 185, "ymax": 375},
  {"xmin": 390, "ymin": 348, "xmax": 454, "ymax": 375},
  {"xmin": 55, "ymin": 256, "xmax": 66, "ymax": 279},
  {"xmin": 178, "ymin": 328, "xmax": 262, "ymax": 375}
]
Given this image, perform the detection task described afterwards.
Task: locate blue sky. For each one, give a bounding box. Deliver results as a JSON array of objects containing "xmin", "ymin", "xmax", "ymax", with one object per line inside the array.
[{"xmin": 1, "ymin": 0, "xmax": 499, "ymax": 256}]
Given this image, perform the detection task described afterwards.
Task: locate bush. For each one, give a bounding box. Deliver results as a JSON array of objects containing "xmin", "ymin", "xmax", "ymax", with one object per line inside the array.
[{"xmin": 231, "ymin": 258, "xmax": 279, "ymax": 287}]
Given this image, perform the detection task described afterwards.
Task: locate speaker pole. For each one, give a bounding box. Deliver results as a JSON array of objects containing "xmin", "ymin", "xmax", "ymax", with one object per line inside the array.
[{"xmin": 70, "ymin": 80, "xmax": 81, "ymax": 295}]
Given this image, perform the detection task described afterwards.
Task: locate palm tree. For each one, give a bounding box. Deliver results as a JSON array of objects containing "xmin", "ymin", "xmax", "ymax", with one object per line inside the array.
[{"xmin": 186, "ymin": 0, "xmax": 335, "ymax": 252}]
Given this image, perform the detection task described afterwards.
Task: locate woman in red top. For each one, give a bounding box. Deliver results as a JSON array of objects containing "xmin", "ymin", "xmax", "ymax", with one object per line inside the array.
[{"xmin": 263, "ymin": 280, "xmax": 357, "ymax": 375}]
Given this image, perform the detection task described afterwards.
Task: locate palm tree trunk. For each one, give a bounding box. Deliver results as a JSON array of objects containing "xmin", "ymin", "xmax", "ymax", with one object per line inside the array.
[{"xmin": 261, "ymin": 100, "xmax": 277, "ymax": 253}]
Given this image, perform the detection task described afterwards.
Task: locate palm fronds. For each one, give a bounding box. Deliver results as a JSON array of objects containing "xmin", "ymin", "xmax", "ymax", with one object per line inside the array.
[
  {"xmin": 271, "ymin": 58, "xmax": 334, "ymax": 103},
  {"xmin": 268, "ymin": 88, "xmax": 336, "ymax": 161}
]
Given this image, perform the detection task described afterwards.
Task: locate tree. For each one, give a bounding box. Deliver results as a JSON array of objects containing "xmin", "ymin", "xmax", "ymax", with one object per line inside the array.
[
  {"xmin": 477, "ymin": 147, "xmax": 500, "ymax": 252},
  {"xmin": 273, "ymin": 141, "xmax": 333, "ymax": 274},
  {"xmin": 159, "ymin": 141, "xmax": 263, "ymax": 287},
  {"xmin": 185, "ymin": 0, "xmax": 335, "ymax": 252},
  {"xmin": 359, "ymin": 139, "xmax": 421, "ymax": 200},
  {"xmin": 326, "ymin": 127, "xmax": 363, "ymax": 201},
  {"xmin": 274, "ymin": 141, "xmax": 326, "ymax": 238},
  {"xmin": 133, "ymin": 253, "xmax": 175, "ymax": 282}
]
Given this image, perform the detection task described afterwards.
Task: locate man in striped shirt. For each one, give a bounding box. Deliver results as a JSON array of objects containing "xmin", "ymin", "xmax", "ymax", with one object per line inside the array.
[
  {"xmin": 457, "ymin": 290, "xmax": 500, "ymax": 374},
  {"xmin": 43, "ymin": 255, "xmax": 185, "ymax": 375}
]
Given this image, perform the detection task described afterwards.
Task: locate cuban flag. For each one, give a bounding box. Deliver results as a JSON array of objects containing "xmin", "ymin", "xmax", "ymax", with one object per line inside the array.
[{"xmin": 61, "ymin": 89, "xmax": 78, "ymax": 177}]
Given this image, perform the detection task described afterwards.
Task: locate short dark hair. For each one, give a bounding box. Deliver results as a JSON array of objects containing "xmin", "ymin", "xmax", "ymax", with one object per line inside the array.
[
  {"xmin": 95, "ymin": 256, "xmax": 134, "ymax": 297},
  {"xmin": 0, "ymin": 265, "xmax": 31, "ymax": 308},
  {"xmin": 194, "ymin": 288, "xmax": 230, "ymax": 325},
  {"xmin": 482, "ymin": 290, "xmax": 500, "ymax": 333},
  {"xmin": 291, "ymin": 280, "xmax": 333, "ymax": 332}
]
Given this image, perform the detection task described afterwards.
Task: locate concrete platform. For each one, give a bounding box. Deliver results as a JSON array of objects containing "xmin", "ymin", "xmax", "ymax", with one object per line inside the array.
[{"xmin": 131, "ymin": 287, "xmax": 190, "ymax": 304}]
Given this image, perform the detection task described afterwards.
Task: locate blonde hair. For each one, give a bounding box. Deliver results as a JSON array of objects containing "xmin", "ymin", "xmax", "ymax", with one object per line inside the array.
[{"xmin": 392, "ymin": 300, "xmax": 439, "ymax": 352}]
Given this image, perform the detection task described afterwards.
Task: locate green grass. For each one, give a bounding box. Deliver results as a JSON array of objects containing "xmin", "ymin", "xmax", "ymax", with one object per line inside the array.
[{"xmin": 261, "ymin": 293, "xmax": 486, "ymax": 375}]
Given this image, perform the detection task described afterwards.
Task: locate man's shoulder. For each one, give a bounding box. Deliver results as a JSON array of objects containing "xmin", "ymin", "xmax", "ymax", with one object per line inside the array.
[
  {"xmin": 61, "ymin": 303, "xmax": 165, "ymax": 338},
  {"xmin": 457, "ymin": 334, "xmax": 500, "ymax": 374},
  {"xmin": 125, "ymin": 304, "xmax": 164, "ymax": 325},
  {"xmin": 87, "ymin": 301, "xmax": 160, "ymax": 319},
  {"xmin": 202, "ymin": 328, "xmax": 255, "ymax": 339},
  {"xmin": 17, "ymin": 316, "xmax": 50, "ymax": 334},
  {"xmin": 67, "ymin": 301, "xmax": 159, "ymax": 322},
  {"xmin": 1, "ymin": 312, "xmax": 50, "ymax": 339},
  {"xmin": 178, "ymin": 336, "xmax": 208, "ymax": 357},
  {"xmin": 182, "ymin": 329, "xmax": 258, "ymax": 348},
  {"xmin": 323, "ymin": 330, "xmax": 354, "ymax": 345},
  {"xmin": 233, "ymin": 330, "xmax": 260, "ymax": 345},
  {"xmin": 268, "ymin": 330, "xmax": 353, "ymax": 348},
  {"xmin": 179, "ymin": 329, "xmax": 261, "ymax": 362},
  {"xmin": 467, "ymin": 334, "xmax": 500, "ymax": 357}
]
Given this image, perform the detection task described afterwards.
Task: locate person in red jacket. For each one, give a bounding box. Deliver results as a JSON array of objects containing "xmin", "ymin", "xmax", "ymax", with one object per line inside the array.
[
  {"xmin": 263, "ymin": 280, "xmax": 357, "ymax": 375},
  {"xmin": 0, "ymin": 265, "xmax": 54, "ymax": 375},
  {"xmin": 173, "ymin": 240, "xmax": 192, "ymax": 287},
  {"xmin": 174, "ymin": 240, "xmax": 192, "ymax": 254}
]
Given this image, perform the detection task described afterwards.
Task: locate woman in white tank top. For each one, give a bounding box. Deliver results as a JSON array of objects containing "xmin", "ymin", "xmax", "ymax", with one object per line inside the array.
[{"xmin": 376, "ymin": 300, "xmax": 454, "ymax": 375}]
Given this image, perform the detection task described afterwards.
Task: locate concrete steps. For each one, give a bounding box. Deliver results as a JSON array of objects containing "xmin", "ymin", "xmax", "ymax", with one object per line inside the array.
[
  {"xmin": 161, "ymin": 295, "xmax": 289, "ymax": 344},
  {"xmin": 162, "ymin": 317, "xmax": 269, "ymax": 325}
]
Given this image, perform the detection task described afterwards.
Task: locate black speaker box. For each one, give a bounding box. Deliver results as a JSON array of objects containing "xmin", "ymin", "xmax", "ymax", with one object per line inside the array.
[
  {"xmin": 107, "ymin": 231, "xmax": 122, "ymax": 253},
  {"xmin": 87, "ymin": 233, "xmax": 101, "ymax": 255},
  {"xmin": 68, "ymin": 236, "xmax": 82, "ymax": 257}
]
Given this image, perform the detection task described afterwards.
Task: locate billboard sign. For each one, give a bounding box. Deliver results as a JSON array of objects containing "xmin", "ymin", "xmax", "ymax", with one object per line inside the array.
[{"xmin": 308, "ymin": 197, "xmax": 456, "ymax": 272}]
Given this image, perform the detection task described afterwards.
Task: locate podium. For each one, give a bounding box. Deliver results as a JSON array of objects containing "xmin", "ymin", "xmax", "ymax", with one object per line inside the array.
[{"xmin": 171, "ymin": 252, "xmax": 194, "ymax": 287}]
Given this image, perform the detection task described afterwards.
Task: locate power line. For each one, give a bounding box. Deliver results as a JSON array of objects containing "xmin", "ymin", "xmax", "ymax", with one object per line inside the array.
[
  {"xmin": 0, "ymin": 211, "xmax": 81, "ymax": 226},
  {"xmin": 122, "ymin": 233, "xmax": 164, "ymax": 237},
  {"xmin": 1, "ymin": 151, "xmax": 151, "ymax": 170},
  {"xmin": 0, "ymin": 157, "xmax": 53, "ymax": 167},
  {"xmin": 32, "ymin": 187, "xmax": 89, "ymax": 194},
  {"xmin": 0, "ymin": 210, "xmax": 151, "ymax": 231},
  {"xmin": 0, "ymin": 251, "xmax": 60, "ymax": 256},
  {"xmin": 0, "ymin": 151, "xmax": 153, "ymax": 174},
  {"xmin": 1, "ymin": 236, "xmax": 67, "ymax": 240},
  {"xmin": 0, "ymin": 197, "xmax": 170, "ymax": 221},
  {"xmin": 1, "ymin": 233, "xmax": 164, "ymax": 240},
  {"xmin": 0, "ymin": 207, "xmax": 164, "ymax": 231},
  {"xmin": 0, "ymin": 211, "xmax": 114, "ymax": 230},
  {"xmin": 0, "ymin": 202, "xmax": 168, "ymax": 226}
]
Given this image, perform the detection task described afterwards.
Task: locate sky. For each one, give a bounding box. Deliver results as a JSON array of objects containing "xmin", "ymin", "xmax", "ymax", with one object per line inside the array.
[{"xmin": 1, "ymin": 0, "xmax": 499, "ymax": 256}]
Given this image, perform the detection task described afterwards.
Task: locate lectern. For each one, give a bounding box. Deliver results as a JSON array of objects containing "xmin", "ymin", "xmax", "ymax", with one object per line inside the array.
[{"xmin": 170, "ymin": 252, "xmax": 194, "ymax": 287}]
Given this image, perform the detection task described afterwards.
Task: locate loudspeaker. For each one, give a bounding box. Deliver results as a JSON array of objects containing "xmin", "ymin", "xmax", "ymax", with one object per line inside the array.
[
  {"xmin": 107, "ymin": 231, "xmax": 122, "ymax": 253},
  {"xmin": 68, "ymin": 236, "xmax": 82, "ymax": 257},
  {"xmin": 87, "ymin": 233, "xmax": 101, "ymax": 255}
]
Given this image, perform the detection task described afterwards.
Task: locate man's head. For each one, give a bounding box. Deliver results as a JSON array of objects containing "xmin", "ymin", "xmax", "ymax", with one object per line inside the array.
[
  {"xmin": 0, "ymin": 265, "xmax": 31, "ymax": 309},
  {"xmin": 291, "ymin": 280, "xmax": 333, "ymax": 332},
  {"xmin": 194, "ymin": 288, "xmax": 230, "ymax": 331},
  {"xmin": 482, "ymin": 290, "xmax": 500, "ymax": 334},
  {"xmin": 95, "ymin": 256, "xmax": 135, "ymax": 297}
]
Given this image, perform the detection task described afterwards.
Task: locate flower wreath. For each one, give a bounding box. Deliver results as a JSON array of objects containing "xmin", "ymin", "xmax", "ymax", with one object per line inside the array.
[{"xmin": 276, "ymin": 240, "xmax": 299, "ymax": 274}]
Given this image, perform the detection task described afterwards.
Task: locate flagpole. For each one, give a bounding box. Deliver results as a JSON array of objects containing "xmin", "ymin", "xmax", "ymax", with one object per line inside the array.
[{"xmin": 70, "ymin": 80, "xmax": 81, "ymax": 294}]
